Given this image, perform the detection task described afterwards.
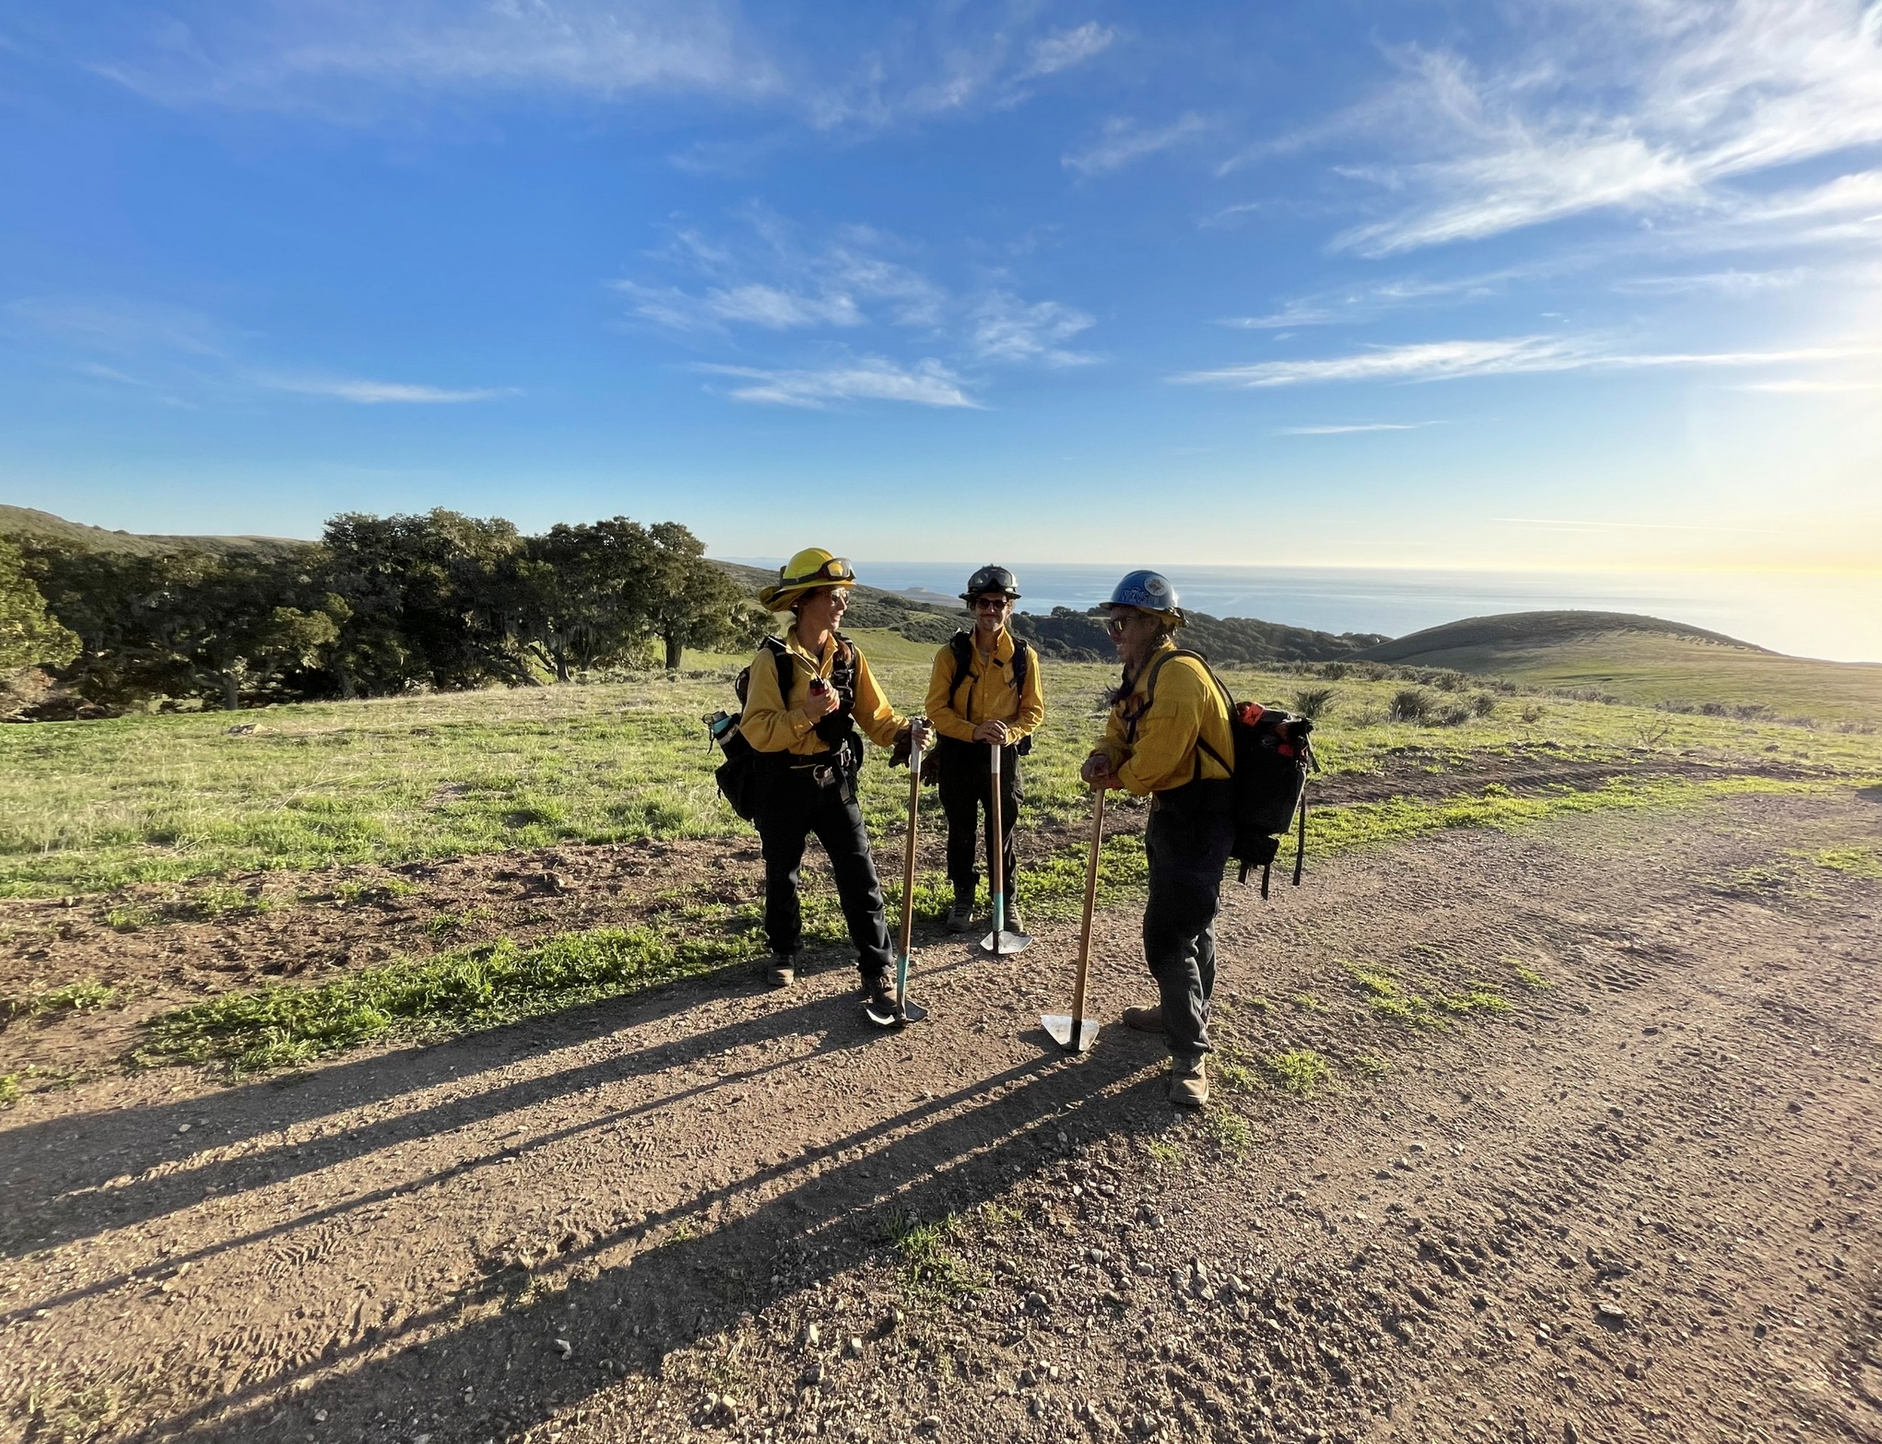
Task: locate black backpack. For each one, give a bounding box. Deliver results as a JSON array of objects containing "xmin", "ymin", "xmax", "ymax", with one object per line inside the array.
[
  {"xmin": 706, "ymin": 635, "xmax": 860, "ymax": 821},
  {"xmin": 939, "ymin": 630, "xmax": 1035, "ymax": 759},
  {"xmin": 1139, "ymin": 648, "xmax": 1318, "ymax": 896}
]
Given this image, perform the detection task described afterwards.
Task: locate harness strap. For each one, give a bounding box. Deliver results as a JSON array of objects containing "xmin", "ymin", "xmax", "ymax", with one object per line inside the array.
[
  {"xmin": 948, "ymin": 631, "xmax": 1033, "ymax": 715},
  {"xmin": 1293, "ymin": 791, "xmax": 1308, "ymax": 887}
]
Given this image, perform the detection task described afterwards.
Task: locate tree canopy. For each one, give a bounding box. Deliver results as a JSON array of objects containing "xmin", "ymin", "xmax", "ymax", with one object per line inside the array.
[{"xmin": 12, "ymin": 509, "xmax": 757, "ymax": 714}]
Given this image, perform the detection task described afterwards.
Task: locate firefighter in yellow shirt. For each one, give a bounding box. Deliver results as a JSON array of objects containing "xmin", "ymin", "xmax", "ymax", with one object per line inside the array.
[
  {"xmin": 739, "ymin": 549, "xmax": 930, "ymax": 1016},
  {"xmin": 1080, "ymin": 570, "xmax": 1233, "ymax": 1109},
  {"xmin": 925, "ymin": 566, "xmax": 1047, "ymax": 935}
]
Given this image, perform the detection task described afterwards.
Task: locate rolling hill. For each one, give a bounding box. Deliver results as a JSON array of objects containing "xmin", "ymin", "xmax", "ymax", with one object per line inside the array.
[
  {"xmin": 1358, "ymin": 610, "xmax": 1882, "ymax": 724},
  {"xmin": 0, "ymin": 504, "xmax": 313, "ymax": 560}
]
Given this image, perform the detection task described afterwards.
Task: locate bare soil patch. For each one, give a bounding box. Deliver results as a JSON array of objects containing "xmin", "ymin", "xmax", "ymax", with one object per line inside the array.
[{"xmin": 1, "ymin": 786, "xmax": 1878, "ymax": 1444}]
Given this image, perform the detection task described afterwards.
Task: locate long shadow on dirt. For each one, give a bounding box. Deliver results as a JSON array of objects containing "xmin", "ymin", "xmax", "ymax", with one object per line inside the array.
[
  {"xmin": 0, "ymin": 954, "xmax": 885, "ymax": 1266},
  {"xmin": 128, "ymin": 1027, "xmax": 1166, "ymax": 1444}
]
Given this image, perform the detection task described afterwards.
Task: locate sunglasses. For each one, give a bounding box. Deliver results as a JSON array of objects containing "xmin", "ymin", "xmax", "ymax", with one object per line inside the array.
[
  {"xmin": 972, "ymin": 596, "xmax": 1010, "ymax": 611},
  {"xmin": 1103, "ymin": 613, "xmax": 1147, "ymax": 636}
]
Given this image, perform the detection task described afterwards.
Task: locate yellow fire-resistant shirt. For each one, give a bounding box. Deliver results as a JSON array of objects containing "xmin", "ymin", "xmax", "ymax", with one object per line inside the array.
[
  {"xmin": 738, "ymin": 630, "xmax": 908, "ymax": 757},
  {"xmin": 1091, "ymin": 637, "xmax": 1233, "ymax": 796},
  {"xmin": 924, "ymin": 629, "xmax": 1047, "ymax": 744}
]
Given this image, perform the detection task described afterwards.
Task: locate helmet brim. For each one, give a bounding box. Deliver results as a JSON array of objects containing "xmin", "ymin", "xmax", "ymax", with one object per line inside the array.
[
  {"xmin": 1104, "ymin": 602, "xmax": 1185, "ymax": 628},
  {"xmin": 759, "ymin": 577, "xmax": 855, "ymax": 611}
]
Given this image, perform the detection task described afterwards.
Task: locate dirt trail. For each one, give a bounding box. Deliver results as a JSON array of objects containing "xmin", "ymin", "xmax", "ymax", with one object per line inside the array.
[{"xmin": 1, "ymin": 789, "xmax": 1879, "ymax": 1444}]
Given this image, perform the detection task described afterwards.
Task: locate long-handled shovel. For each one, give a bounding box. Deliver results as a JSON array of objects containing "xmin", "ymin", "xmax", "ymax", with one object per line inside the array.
[
  {"xmin": 1042, "ymin": 788, "xmax": 1105, "ymax": 1053},
  {"xmin": 865, "ymin": 730, "xmax": 928, "ymax": 1028},
  {"xmin": 979, "ymin": 741, "xmax": 1032, "ymax": 956}
]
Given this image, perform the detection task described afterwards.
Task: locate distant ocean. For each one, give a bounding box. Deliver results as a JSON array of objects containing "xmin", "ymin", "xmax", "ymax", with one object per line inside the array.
[{"xmin": 726, "ymin": 559, "xmax": 1881, "ymax": 664}]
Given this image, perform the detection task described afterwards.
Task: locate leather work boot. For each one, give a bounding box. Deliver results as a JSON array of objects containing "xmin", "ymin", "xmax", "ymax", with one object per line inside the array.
[
  {"xmin": 1168, "ymin": 1056, "xmax": 1209, "ymax": 1109},
  {"xmin": 1002, "ymin": 904, "xmax": 1025, "ymax": 936},
  {"xmin": 944, "ymin": 890, "xmax": 976, "ymax": 933},
  {"xmin": 860, "ymin": 969, "xmax": 903, "ymax": 1023},
  {"xmin": 765, "ymin": 953, "xmax": 796, "ymax": 989},
  {"xmin": 1122, "ymin": 1004, "xmax": 1164, "ymax": 1033}
]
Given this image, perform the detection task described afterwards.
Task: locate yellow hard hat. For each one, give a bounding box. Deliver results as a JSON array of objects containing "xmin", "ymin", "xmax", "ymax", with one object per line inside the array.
[{"xmin": 758, "ymin": 547, "xmax": 858, "ymax": 611}]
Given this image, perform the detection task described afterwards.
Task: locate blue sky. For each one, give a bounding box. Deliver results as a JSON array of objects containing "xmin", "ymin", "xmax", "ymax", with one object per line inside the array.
[{"xmin": 2, "ymin": 1, "xmax": 1878, "ymax": 637}]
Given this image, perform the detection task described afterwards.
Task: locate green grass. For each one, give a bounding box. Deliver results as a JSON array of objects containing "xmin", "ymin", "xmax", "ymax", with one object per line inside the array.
[
  {"xmin": 3, "ymin": 977, "xmax": 120, "ymax": 1021},
  {"xmin": 7, "ymin": 643, "xmax": 1882, "ymax": 898},
  {"xmin": 1206, "ymin": 1108, "xmax": 1255, "ymax": 1154},
  {"xmin": 1343, "ymin": 962, "xmax": 1443, "ymax": 1029},
  {"xmin": 1803, "ymin": 843, "xmax": 1882, "ymax": 878},
  {"xmin": 1436, "ymin": 986, "xmax": 1510, "ymax": 1016},
  {"xmin": 1266, "ymin": 1047, "xmax": 1334, "ymax": 1097},
  {"xmin": 1368, "ymin": 626, "xmax": 1882, "ymax": 726},
  {"xmin": 138, "ymin": 921, "xmax": 764, "ymax": 1073},
  {"xmin": 882, "ymin": 1211, "xmax": 987, "ymax": 1299},
  {"xmin": 105, "ymin": 883, "xmax": 285, "ymax": 931},
  {"xmin": 1508, "ymin": 961, "xmax": 1553, "ymax": 990}
]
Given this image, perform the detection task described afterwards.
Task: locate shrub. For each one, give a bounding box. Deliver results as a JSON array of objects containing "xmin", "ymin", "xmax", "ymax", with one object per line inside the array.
[
  {"xmin": 1470, "ymin": 693, "xmax": 1497, "ymax": 717},
  {"xmin": 1289, "ymin": 687, "xmax": 1337, "ymax": 720},
  {"xmin": 1389, "ymin": 687, "xmax": 1434, "ymax": 724}
]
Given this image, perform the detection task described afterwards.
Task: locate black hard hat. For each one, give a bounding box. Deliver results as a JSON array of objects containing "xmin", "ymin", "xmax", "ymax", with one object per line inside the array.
[{"xmin": 960, "ymin": 564, "xmax": 1021, "ymax": 603}]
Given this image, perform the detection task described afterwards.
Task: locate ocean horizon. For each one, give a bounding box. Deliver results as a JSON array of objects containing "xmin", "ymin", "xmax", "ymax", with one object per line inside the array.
[{"xmin": 725, "ymin": 559, "xmax": 1882, "ymax": 665}]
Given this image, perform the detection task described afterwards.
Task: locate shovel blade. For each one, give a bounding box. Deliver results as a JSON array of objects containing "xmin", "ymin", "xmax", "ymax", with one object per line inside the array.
[
  {"xmin": 863, "ymin": 997, "xmax": 907, "ymax": 1029},
  {"xmin": 979, "ymin": 929, "xmax": 1033, "ymax": 956},
  {"xmin": 1041, "ymin": 1014, "xmax": 1099, "ymax": 1052}
]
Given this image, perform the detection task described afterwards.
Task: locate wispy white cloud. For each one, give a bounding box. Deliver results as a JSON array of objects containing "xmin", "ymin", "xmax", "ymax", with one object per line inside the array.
[
  {"xmin": 6, "ymin": 294, "xmax": 233, "ymax": 355},
  {"xmin": 1020, "ymin": 22, "xmax": 1115, "ymax": 79},
  {"xmin": 1174, "ymin": 335, "xmax": 1876, "ymax": 387},
  {"xmin": 1736, "ymin": 376, "xmax": 1882, "ymax": 391},
  {"xmin": 1178, "ymin": 336, "xmax": 1599, "ymax": 387},
  {"xmin": 1217, "ymin": 264, "xmax": 1549, "ymax": 330},
  {"xmin": 619, "ymin": 209, "xmax": 1095, "ymax": 401},
  {"xmin": 81, "ymin": 3, "xmax": 1120, "ymax": 133},
  {"xmin": 86, "ymin": 1, "xmax": 777, "ymax": 114},
  {"xmin": 1064, "ymin": 113, "xmax": 1207, "ymax": 176},
  {"xmin": 1610, "ymin": 267, "xmax": 1812, "ymax": 296},
  {"xmin": 969, "ymin": 292, "xmax": 1095, "ymax": 364},
  {"xmin": 1276, "ymin": 421, "xmax": 1445, "ymax": 434},
  {"xmin": 615, "ymin": 281, "xmax": 866, "ymax": 332},
  {"xmin": 9, "ymin": 292, "xmax": 511, "ymax": 404},
  {"xmin": 696, "ymin": 356, "xmax": 978, "ymax": 409},
  {"xmin": 262, "ymin": 376, "xmax": 516, "ymax": 404},
  {"xmin": 1311, "ymin": 1, "xmax": 1882, "ymax": 256},
  {"xmin": 617, "ymin": 211, "xmax": 946, "ymax": 337}
]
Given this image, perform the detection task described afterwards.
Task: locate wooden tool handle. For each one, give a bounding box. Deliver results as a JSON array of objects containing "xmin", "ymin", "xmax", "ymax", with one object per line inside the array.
[
  {"xmin": 1070, "ymin": 788, "xmax": 1105, "ymax": 1022},
  {"xmin": 899, "ymin": 735, "xmax": 922, "ymax": 959}
]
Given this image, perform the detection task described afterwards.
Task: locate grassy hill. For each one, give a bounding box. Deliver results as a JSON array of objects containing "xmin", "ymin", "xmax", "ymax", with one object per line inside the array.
[
  {"xmin": 0, "ymin": 504, "xmax": 313, "ymax": 559},
  {"xmin": 1359, "ymin": 610, "xmax": 1882, "ymax": 725}
]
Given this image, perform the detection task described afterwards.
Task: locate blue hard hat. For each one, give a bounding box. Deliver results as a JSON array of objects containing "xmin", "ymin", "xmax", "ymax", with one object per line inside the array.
[{"xmin": 1106, "ymin": 569, "xmax": 1185, "ymax": 626}]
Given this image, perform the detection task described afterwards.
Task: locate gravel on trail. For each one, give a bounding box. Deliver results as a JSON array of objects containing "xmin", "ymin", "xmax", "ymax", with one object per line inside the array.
[{"xmin": 1, "ymin": 788, "xmax": 1879, "ymax": 1444}]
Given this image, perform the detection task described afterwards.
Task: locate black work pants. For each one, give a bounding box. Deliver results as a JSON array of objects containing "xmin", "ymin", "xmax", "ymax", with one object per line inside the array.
[
  {"xmin": 1142, "ymin": 783, "xmax": 1235, "ymax": 1064},
  {"xmin": 936, "ymin": 739, "xmax": 1022, "ymax": 901},
  {"xmin": 757, "ymin": 767, "xmax": 892, "ymax": 979}
]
